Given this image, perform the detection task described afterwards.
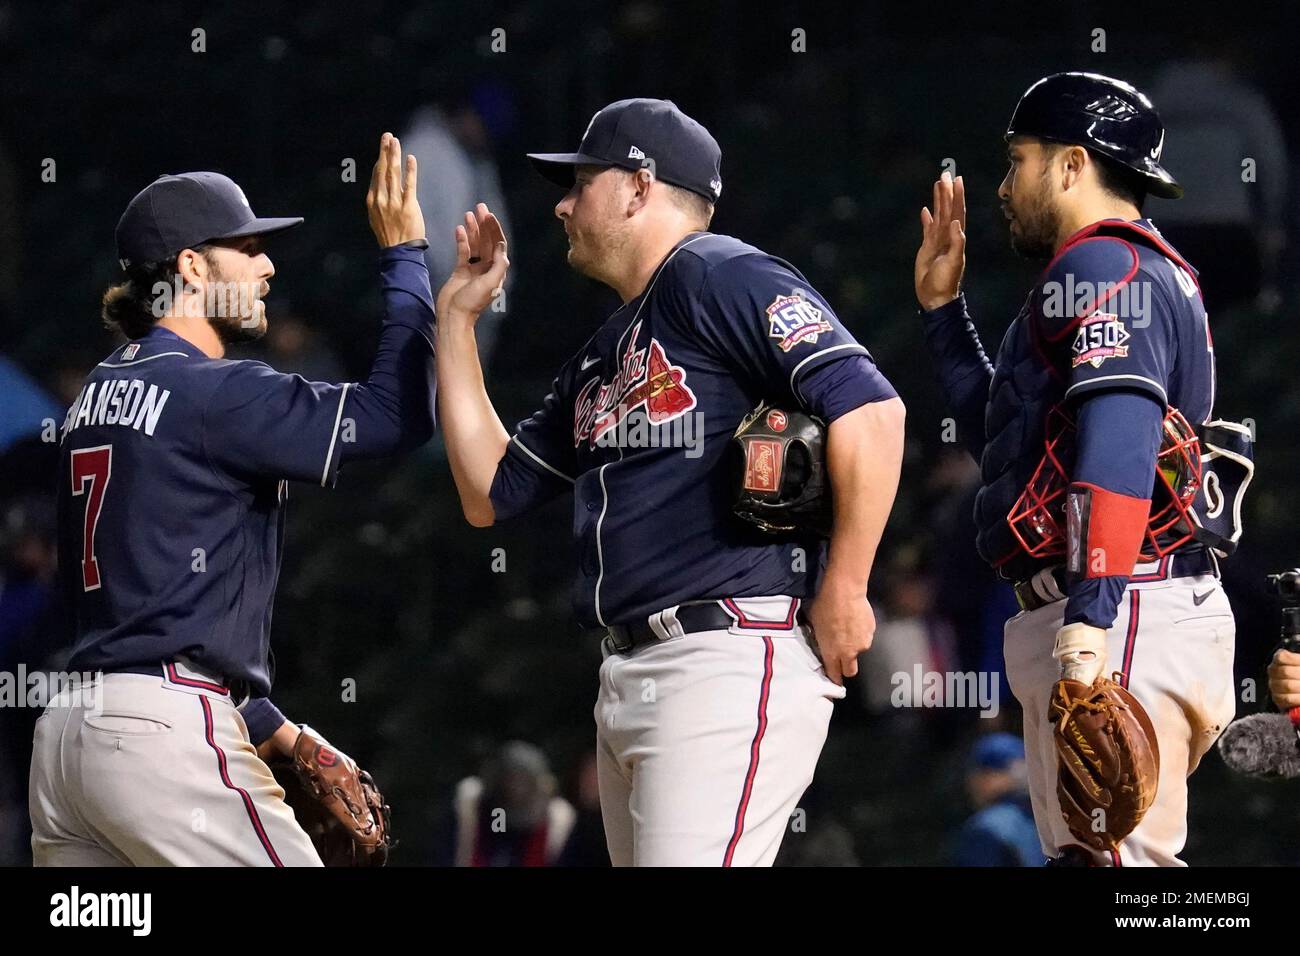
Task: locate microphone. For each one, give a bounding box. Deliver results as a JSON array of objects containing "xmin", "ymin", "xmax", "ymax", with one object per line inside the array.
[
  {"xmin": 1217, "ymin": 710, "xmax": 1300, "ymax": 779},
  {"xmin": 1217, "ymin": 603, "xmax": 1300, "ymax": 779}
]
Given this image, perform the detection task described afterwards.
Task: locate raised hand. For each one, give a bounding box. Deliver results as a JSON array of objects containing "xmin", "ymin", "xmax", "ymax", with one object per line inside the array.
[
  {"xmin": 915, "ymin": 170, "xmax": 966, "ymax": 311},
  {"xmin": 435, "ymin": 202, "xmax": 509, "ymax": 322},
  {"xmin": 366, "ymin": 132, "xmax": 426, "ymax": 248}
]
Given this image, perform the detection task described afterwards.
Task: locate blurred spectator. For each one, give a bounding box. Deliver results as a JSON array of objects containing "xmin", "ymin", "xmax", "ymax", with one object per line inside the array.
[
  {"xmin": 922, "ymin": 449, "xmax": 1018, "ymax": 717},
  {"xmin": 774, "ymin": 781, "xmax": 860, "ymax": 866},
  {"xmin": 403, "ymin": 86, "xmax": 515, "ymax": 371},
  {"xmin": 0, "ymin": 491, "xmax": 59, "ymax": 865},
  {"xmin": 556, "ymin": 751, "xmax": 610, "ymax": 866},
  {"xmin": 451, "ymin": 741, "xmax": 575, "ymax": 866},
  {"xmin": 1150, "ymin": 57, "xmax": 1289, "ymax": 312},
  {"xmin": 51, "ymin": 356, "xmax": 100, "ymax": 410},
  {"xmin": 858, "ymin": 552, "xmax": 959, "ymax": 729},
  {"xmin": 0, "ymin": 494, "xmax": 57, "ymax": 650},
  {"xmin": 924, "ymin": 450, "xmax": 1000, "ymax": 669},
  {"xmin": 774, "ymin": 818, "xmax": 860, "ymax": 867},
  {"xmin": 950, "ymin": 733, "xmax": 1042, "ymax": 866},
  {"xmin": 229, "ymin": 309, "xmax": 346, "ymax": 383}
]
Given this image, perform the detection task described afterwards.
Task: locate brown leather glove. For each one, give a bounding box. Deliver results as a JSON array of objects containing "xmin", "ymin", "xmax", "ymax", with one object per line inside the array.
[
  {"xmin": 1048, "ymin": 674, "xmax": 1160, "ymax": 852},
  {"xmin": 271, "ymin": 726, "xmax": 393, "ymax": 867}
]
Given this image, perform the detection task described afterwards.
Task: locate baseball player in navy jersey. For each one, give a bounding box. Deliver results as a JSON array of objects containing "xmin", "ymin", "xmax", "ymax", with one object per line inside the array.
[
  {"xmin": 435, "ymin": 99, "xmax": 906, "ymax": 866},
  {"xmin": 29, "ymin": 134, "xmax": 433, "ymax": 865},
  {"xmin": 917, "ymin": 73, "xmax": 1238, "ymax": 865}
]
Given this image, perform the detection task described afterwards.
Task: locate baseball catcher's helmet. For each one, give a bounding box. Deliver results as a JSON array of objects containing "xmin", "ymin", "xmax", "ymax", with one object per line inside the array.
[
  {"xmin": 1008, "ymin": 403, "xmax": 1202, "ymax": 562},
  {"xmin": 1006, "ymin": 72, "xmax": 1183, "ymax": 199}
]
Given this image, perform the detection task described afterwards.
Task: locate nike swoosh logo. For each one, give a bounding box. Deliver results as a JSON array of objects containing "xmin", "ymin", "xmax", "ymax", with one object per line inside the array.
[
  {"xmin": 1192, "ymin": 589, "xmax": 1215, "ymax": 606},
  {"xmin": 580, "ymin": 356, "xmax": 600, "ymax": 370}
]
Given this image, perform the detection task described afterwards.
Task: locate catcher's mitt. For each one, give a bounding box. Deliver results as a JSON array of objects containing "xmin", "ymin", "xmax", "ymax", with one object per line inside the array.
[
  {"xmin": 270, "ymin": 727, "xmax": 393, "ymax": 867},
  {"xmin": 1048, "ymin": 674, "xmax": 1160, "ymax": 852},
  {"xmin": 728, "ymin": 402, "xmax": 831, "ymax": 537}
]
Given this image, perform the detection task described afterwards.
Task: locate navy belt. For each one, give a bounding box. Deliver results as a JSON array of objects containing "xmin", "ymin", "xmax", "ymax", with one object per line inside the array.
[{"xmin": 1013, "ymin": 548, "xmax": 1217, "ymax": 613}]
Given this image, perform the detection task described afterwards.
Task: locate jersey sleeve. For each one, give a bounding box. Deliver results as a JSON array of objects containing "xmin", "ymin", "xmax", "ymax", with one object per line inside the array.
[
  {"xmin": 921, "ymin": 292, "xmax": 995, "ymax": 462},
  {"xmin": 1062, "ymin": 390, "xmax": 1165, "ymax": 628},
  {"xmin": 202, "ymin": 246, "xmax": 437, "ymax": 487},
  {"xmin": 489, "ymin": 367, "xmax": 578, "ymax": 522},
  {"xmin": 238, "ymin": 696, "xmax": 288, "ymax": 747},
  {"xmin": 1037, "ymin": 237, "xmax": 1175, "ymax": 407},
  {"xmin": 796, "ymin": 354, "xmax": 897, "ymax": 421},
  {"xmin": 692, "ymin": 253, "xmax": 893, "ymax": 417},
  {"xmin": 202, "ymin": 363, "xmax": 353, "ymax": 487}
]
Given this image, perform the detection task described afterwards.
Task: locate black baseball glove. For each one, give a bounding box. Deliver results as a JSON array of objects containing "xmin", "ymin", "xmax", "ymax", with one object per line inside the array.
[{"xmin": 728, "ymin": 402, "xmax": 831, "ymax": 538}]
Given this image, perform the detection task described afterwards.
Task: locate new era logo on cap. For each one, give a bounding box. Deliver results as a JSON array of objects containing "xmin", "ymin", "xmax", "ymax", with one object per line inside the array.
[{"xmin": 527, "ymin": 98, "xmax": 723, "ymax": 204}]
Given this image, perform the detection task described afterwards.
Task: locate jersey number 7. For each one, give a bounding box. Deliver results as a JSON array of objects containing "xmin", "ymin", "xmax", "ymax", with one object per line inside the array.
[{"xmin": 70, "ymin": 445, "xmax": 112, "ymax": 591}]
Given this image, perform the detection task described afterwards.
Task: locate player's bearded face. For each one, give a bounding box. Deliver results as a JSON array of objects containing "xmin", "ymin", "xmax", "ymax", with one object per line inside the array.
[
  {"xmin": 1000, "ymin": 141, "xmax": 1062, "ymax": 260},
  {"xmin": 558, "ymin": 167, "xmax": 634, "ymax": 283},
  {"xmin": 201, "ymin": 244, "xmax": 271, "ymax": 345}
]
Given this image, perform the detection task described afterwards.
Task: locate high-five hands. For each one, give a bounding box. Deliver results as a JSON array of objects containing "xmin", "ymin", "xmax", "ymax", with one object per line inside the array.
[
  {"xmin": 436, "ymin": 202, "xmax": 509, "ymax": 323},
  {"xmin": 915, "ymin": 170, "xmax": 966, "ymax": 311},
  {"xmin": 366, "ymin": 132, "xmax": 426, "ymax": 248}
]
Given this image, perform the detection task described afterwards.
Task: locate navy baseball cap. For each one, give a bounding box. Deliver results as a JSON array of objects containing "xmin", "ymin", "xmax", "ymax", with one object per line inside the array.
[
  {"xmin": 527, "ymin": 98, "xmax": 723, "ymax": 203},
  {"xmin": 969, "ymin": 733, "xmax": 1026, "ymax": 772},
  {"xmin": 115, "ymin": 171, "xmax": 303, "ymax": 269}
]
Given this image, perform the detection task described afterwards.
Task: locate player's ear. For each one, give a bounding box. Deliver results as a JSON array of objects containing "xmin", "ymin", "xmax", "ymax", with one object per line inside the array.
[
  {"xmin": 1061, "ymin": 145, "xmax": 1088, "ymax": 192},
  {"xmin": 626, "ymin": 167, "xmax": 654, "ymax": 216},
  {"xmin": 175, "ymin": 247, "xmax": 209, "ymax": 288}
]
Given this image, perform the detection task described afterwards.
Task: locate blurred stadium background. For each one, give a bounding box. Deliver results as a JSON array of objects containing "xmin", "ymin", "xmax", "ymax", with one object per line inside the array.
[{"xmin": 2, "ymin": 1, "xmax": 1298, "ymax": 865}]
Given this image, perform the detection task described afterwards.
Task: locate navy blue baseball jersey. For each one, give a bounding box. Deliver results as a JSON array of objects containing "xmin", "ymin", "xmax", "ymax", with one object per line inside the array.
[
  {"xmin": 489, "ymin": 232, "xmax": 897, "ymax": 627},
  {"xmin": 924, "ymin": 218, "xmax": 1215, "ymax": 625},
  {"xmin": 57, "ymin": 246, "xmax": 436, "ymax": 696}
]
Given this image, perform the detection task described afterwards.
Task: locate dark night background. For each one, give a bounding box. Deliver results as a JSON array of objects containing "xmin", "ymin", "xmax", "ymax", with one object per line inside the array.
[{"xmin": 1, "ymin": 1, "xmax": 1298, "ymax": 865}]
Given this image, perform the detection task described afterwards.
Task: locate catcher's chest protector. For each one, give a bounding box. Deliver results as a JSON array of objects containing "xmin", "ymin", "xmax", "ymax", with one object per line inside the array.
[
  {"xmin": 974, "ymin": 219, "xmax": 1216, "ymax": 576},
  {"xmin": 975, "ymin": 296, "xmax": 1055, "ymax": 571}
]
